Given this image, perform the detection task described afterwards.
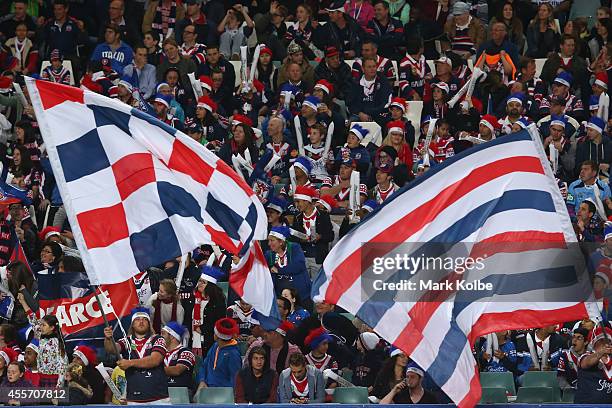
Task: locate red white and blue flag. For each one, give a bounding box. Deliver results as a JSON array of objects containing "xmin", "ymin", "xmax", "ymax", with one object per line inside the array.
[
  {"xmin": 312, "ymin": 127, "xmax": 598, "ymax": 407},
  {"xmin": 26, "ymin": 79, "xmax": 268, "ymax": 285}
]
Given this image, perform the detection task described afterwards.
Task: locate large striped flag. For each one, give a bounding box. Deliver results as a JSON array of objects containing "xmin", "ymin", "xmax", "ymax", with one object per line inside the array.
[
  {"xmin": 25, "ymin": 78, "xmax": 268, "ymax": 288},
  {"xmin": 312, "ymin": 127, "xmax": 598, "ymax": 407}
]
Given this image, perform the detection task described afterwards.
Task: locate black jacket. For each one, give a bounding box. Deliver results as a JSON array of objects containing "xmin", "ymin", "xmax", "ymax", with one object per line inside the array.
[
  {"xmin": 312, "ymin": 15, "xmax": 366, "ymax": 58},
  {"xmin": 314, "ymin": 61, "xmax": 353, "ymax": 101},
  {"xmin": 290, "ymin": 210, "xmax": 334, "ymax": 264}
]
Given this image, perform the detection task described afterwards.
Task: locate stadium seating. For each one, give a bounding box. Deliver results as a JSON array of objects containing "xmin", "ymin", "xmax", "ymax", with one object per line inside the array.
[
  {"xmin": 479, "ymin": 387, "xmax": 508, "ymax": 403},
  {"xmin": 217, "ymin": 281, "xmax": 229, "ymax": 300},
  {"xmin": 168, "ymin": 387, "xmax": 190, "ymax": 404},
  {"xmin": 332, "ymin": 386, "xmax": 369, "ymax": 403},
  {"xmin": 522, "ymin": 371, "xmax": 560, "ymax": 401},
  {"xmin": 195, "ymin": 387, "xmax": 235, "ymax": 403},
  {"xmin": 479, "ymin": 371, "xmax": 516, "ymax": 395},
  {"xmin": 515, "ymin": 386, "xmax": 555, "ymax": 403}
]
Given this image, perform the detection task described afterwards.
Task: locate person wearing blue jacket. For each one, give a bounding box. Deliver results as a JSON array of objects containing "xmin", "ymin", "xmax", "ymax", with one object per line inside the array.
[
  {"xmin": 265, "ymin": 226, "xmax": 312, "ymax": 307},
  {"xmin": 347, "ymin": 57, "xmax": 392, "ymax": 123},
  {"xmin": 91, "ymin": 23, "xmax": 134, "ymax": 74},
  {"xmin": 196, "ymin": 318, "xmax": 242, "ymax": 390}
]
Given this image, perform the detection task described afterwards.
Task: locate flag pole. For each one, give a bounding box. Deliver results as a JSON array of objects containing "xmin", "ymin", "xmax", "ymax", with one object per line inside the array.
[{"xmin": 92, "ymin": 285, "xmax": 121, "ymax": 358}]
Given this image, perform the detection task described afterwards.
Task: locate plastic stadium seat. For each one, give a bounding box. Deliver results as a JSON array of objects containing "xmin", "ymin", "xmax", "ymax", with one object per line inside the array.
[
  {"xmin": 522, "ymin": 371, "xmax": 560, "ymax": 401},
  {"xmin": 332, "ymin": 387, "xmax": 369, "ymax": 403},
  {"xmin": 217, "ymin": 281, "xmax": 229, "ymax": 299},
  {"xmin": 515, "ymin": 386, "xmax": 554, "ymax": 403},
  {"xmin": 168, "ymin": 387, "xmax": 190, "ymax": 404},
  {"xmin": 480, "ymin": 387, "xmax": 508, "ymax": 403},
  {"xmin": 195, "ymin": 387, "xmax": 235, "ymax": 404},
  {"xmin": 479, "ymin": 372, "xmax": 516, "ymax": 395},
  {"xmin": 562, "ymin": 387, "xmax": 575, "ymax": 403}
]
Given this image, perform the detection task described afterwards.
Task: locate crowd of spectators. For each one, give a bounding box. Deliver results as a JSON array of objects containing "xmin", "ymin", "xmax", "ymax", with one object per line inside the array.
[{"xmin": 1, "ymin": 0, "xmax": 612, "ymax": 405}]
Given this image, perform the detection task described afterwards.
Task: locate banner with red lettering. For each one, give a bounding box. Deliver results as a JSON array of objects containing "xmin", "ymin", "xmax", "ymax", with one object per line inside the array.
[{"xmin": 36, "ymin": 271, "xmax": 138, "ymax": 344}]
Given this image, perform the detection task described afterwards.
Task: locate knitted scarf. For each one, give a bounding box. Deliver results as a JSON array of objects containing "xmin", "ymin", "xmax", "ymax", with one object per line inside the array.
[
  {"xmin": 152, "ymin": 298, "xmax": 177, "ymax": 333},
  {"xmin": 151, "ymin": 0, "xmax": 179, "ymax": 37}
]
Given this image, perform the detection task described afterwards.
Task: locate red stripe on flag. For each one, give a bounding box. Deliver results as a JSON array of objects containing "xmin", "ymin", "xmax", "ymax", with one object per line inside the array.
[
  {"xmin": 112, "ymin": 153, "xmax": 156, "ymax": 200},
  {"xmin": 324, "ymin": 156, "xmax": 545, "ymax": 304},
  {"xmin": 393, "ymin": 231, "xmax": 568, "ymax": 357},
  {"xmin": 36, "ymin": 79, "xmax": 84, "ymax": 110},
  {"xmin": 457, "ymin": 365, "xmax": 482, "ymax": 408},
  {"xmin": 229, "ymin": 243, "xmax": 266, "ymax": 298},
  {"xmin": 167, "ymin": 139, "xmax": 215, "ymax": 185}
]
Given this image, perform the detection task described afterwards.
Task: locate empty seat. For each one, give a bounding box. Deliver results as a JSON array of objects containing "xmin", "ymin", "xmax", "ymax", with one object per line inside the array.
[
  {"xmin": 332, "ymin": 386, "xmax": 369, "ymax": 403},
  {"xmin": 480, "ymin": 387, "xmax": 508, "ymax": 403},
  {"xmin": 168, "ymin": 387, "xmax": 190, "ymax": 404},
  {"xmin": 515, "ymin": 386, "xmax": 554, "ymax": 403},
  {"xmin": 479, "ymin": 371, "xmax": 516, "ymax": 395},
  {"xmin": 522, "ymin": 371, "xmax": 560, "ymax": 401},
  {"xmin": 195, "ymin": 387, "xmax": 235, "ymax": 404}
]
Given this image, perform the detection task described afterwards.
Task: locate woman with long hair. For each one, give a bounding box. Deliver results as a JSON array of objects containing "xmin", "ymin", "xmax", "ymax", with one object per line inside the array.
[
  {"xmin": 146, "ymin": 278, "xmax": 185, "ymax": 333},
  {"xmin": 284, "ymin": 4, "xmax": 320, "ymax": 60},
  {"xmin": 589, "ymin": 18, "xmax": 612, "ymax": 62},
  {"xmin": 16, "ymin": 304, "xmax": 68, "ymax": 388},
  {"xmin": 218, "ymin": 122, "xmax": 259, "ymax": 177},
  {"xmin": 372, "ymin": 350, "xmax": 409, "ymax": 400},
  {"xmin": 281, "ymin": 287, "xmax": 310, "ymax": 324},
  {"xmin": 489, "ymin": 2, "xmax": 525, "ymax": 52},
  {"xmin": 380, "ymin": 122, "xmax": 413, "ymax": 168},
  {"xmin": 6, "ymin": 261, "xmax": 38, "ymax": 328},
  {"xmin": 31, "ymin": 241, "xmax": 62, "ymax": 273},
  {"xmin": 526, "ymin": 3, "xmax": 559, "ymax": 58},
  {"xmin": 192, "ymin": 266, "xmax": 227, "ymax": 357},
  {"xmin": 255, "ymin": 46, "xmax": 279, "ymax": 96}
]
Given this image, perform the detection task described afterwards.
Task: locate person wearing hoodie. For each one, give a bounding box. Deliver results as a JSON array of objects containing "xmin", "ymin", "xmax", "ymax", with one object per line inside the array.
[{"xmin": 278, "ymin": 352, "xmax": 326, "ymax": 403}]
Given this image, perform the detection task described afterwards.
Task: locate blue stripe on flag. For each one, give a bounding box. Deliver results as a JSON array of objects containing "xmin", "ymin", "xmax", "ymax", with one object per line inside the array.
[
  {"xmin": 131, "ymin": 107, "xmax": 178, "ymax": 136},
  {"xmin": 353, "ymin": 189, "xmax": 557, "ymax": 322},
  {"xmin": 428, "ymin": 264, "xmax": 581, "ymax": 385},
  {"xmin": 157, "ymin": 181, "xmax": 203, "ymax": 223},
  {"xmin": 239, "ymin": 203, "xmax": 259, "ymax": 256},
  {"xmin": 57, "ymin": 129, "xmax": 111, "ymax": 182},
  {"xmin": 205, "ymin": 194, "xmax": 244, "ymax": 241},
  {"xmin": 88, "ymin": 104, "xmax": 132, "ymax": 136},
  {"xmin": 130, "ymin": 218, "xmax": 181, "ymax": 270}
]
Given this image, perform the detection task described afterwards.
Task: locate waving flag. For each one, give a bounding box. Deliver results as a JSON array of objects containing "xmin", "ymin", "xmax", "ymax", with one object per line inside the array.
[
  {"xmin": 26, "ymin": 79, "xmax": 267, "ymax": 285},
  {"xmin": 312, "ymin": 127, "xmax": 598, "ymax": 408},
  {"xmin": 37, "ymin": 271, "xmax": 138, "ymax": 344}
]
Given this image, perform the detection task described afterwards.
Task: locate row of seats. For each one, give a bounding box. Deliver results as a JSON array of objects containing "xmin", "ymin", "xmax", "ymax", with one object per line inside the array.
[
  {"xmin": 479, "ymin": 371, "xmax": 572, "ymax": 404},
  {"xmin": 168, "ymin": 385, "xmax": 371, "ymax": 404}
]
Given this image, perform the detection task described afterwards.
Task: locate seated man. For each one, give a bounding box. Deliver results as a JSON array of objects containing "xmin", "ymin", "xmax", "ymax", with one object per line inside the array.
[
  {"xmin": 278, "ymin": 352, "xmax": 326, "ymax": 403},
  {"xmin": 568, "ymin": 160, "xmax": 611, "ymax": 217}
]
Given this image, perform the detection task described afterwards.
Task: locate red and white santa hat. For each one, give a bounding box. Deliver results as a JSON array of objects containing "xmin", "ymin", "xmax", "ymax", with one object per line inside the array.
[
  {"xmin": 595, "ymin": 72, "xmax": 609, "ymax": 90},
  {"xmin": 38, "ymin": 226, "xmax": 61, "ymax": 241},
  {"xmin": 595, "ymin": 262, "xmax": 612, "ymax": 286},
  {"xmin": 0, "ymin": 347, "xmax": 17, "ymax": 366},
  {"xmin": 214, "ymin": 317, "xmax": 239, "ymax": 341},
  {"xmin": 198, "ymin": 75, "xmax": 213, "ymax": 92},
  {"xmin": 275, "ymin": 320, "xmax": 295, "ymax": 337},
  {"xmin": 479, "ymin": 114, "xmax": 500, "ymax": 133},
  {"xmin": 73, "ymin": 344, "xmax": 97, "ymax": 367},
  {"xmin": 232, "ymin": 114, "xmax": 253, "ymax": 127},
  {"xmin": 197, "ymin": 95, "xmax": 217, "ymax": 113},
  {"xmin": 314, "ymin": 79, "xmax": 334, "ymax": 96},
  {"xmin": 260, "ymin": 46, "xmax": 273, "ymax": 57},
  {"xmin": 317, "ymin": 195, "xmax": 337, "ymax": 212},
  {"xmin": 294, "ymin": 185, "xmax": 318, "ymax": 202},
  {"xmin": 387, "ymin": 120, "xmax": 405, "ymax": 134},
  {"xmin": 389, "ymin": 97, "xmax": 407, "ymax": 113}
]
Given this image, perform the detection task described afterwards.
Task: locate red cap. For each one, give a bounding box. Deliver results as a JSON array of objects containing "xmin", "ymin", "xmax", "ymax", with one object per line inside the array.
[
  {"xmin": 232, "ymin": 114, "xmax": 253, "ymax": 127},
  {"xmin": 314, "ymin": 79, "xmax": 334, "ymax": 96},
  {"xmin": 81, "ymin": 75, "xmax": 104, "ymax": 94},
  {"xmin": 198, "ymin": 75, "xmax": 213, "ymax": 92},
  {"xmin": 0, "ymin": 348, "xmax": 18, "ymax": 366},
  {"xmin": 0, "ymin": 76, "xmax": 12, "ymax": 91},
  {"xmin": 197, "ymin": 95, "xmax": 217, "ymax": 112},
  {"xmin": 325, "ymin": 46, "xmax": 339, "ymax": 58},
  {"xmin": 73, "ymin": 345, "xmax": 98, "ymax": 367}
]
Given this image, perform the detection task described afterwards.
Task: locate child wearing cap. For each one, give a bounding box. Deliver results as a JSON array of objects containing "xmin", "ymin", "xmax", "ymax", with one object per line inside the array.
[
  {"xmin": 304, "ymin": 123, "xmax": 332, "ymax": 183},
  {"xmin": 23, "ymin": 339, "xmax": 40, "ymax": 386},
  {"xmin": 334, "ymin": 123, "xmax": 371, "ymax": 174}
]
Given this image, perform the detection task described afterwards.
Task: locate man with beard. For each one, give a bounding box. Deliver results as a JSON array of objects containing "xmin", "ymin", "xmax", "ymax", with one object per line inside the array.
[
  {"xmin": 104, "ymin": 307, "xmax": 169, "ymax": 404},
  {"xmin": 498, "ymin": 93, "xmax": 526, "ymax": 135}
]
